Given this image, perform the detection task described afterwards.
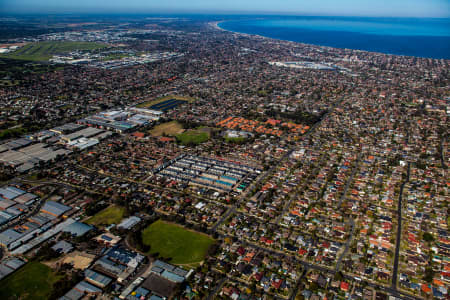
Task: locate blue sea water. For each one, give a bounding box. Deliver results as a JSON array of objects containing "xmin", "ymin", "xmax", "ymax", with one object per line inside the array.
[{"xmin": 218, "ymin": 17, "xmax": 450, "ymax": 59}]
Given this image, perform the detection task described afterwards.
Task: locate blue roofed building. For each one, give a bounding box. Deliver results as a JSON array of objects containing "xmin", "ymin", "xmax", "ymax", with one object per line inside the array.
[
  {"xmin": 84, "ymin": 269, "xmax": 112, "ymax": 288},
  {"xmin": 0, "ymin": 186, "xmax": 25, "ymax": 200},
  {"xmin": 94, "ymin": 256, "xmax": 127, "ymax": 277},
  {"xmin": 161, "ymin": 270, "xmax": 185, "ymax": 283}
]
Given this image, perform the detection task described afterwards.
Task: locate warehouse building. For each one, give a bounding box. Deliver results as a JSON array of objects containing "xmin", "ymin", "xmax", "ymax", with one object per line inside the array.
[
  {"xmin": 0, "ymin": 258, "xmax": 26, "ymax": 280},
  {"xmin": 63, "ymin": 221, "xmax": 93, "ymax": 237},
  {"xmin": 60, "ymin": 280, "xmax": 102, "ymax": 300},
  {"xmin": 117, "ymin": 216, "xmax": 141, "ymax": 230},
  {"xmin": 61, "ymin": 127, "xmax": 104, "ymax": 143},
  {"xmin": 0, "ymin": 142, "xmax": 71, "ymax": 173},
  {"xmin": 84, "ymin": 269, "xmax": 113, "ymax": 288},
  {"xmin": 50, "ymin": 123, "xmax": 84, "ymax": 135},
  {"xmin": 51, "ymin": 240, "xmax": 74, "ymax": 254},
  {"xmin": 67, "ymin": 137, "xmax": 99, "ymax": 150},
  {"xmin": 92, "ymin": 246, "xmax": 144, "ymax": 283},
  {"xmin": 41, "ymin": 200, "xmax": 72, "ymax": 219}
]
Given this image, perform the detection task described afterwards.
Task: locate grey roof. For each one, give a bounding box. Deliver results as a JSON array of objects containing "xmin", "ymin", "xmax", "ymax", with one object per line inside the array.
[
  {"xmin": 117, "ymin": 216, "xmax": 141, "ymax": 229},
  {"xmin": 6, "ymin": 205, "xmax": 24, "ymax": 216},
  {"xmin": 5, "ymin": 186, "xmax": 26, "ymax": 196},
  {"xmin": 74, "ymin": 280, "xmax": 102, "ymax": 293},
  {"xmin": 0, "ymin": 264, "xmax": 14, "ymax": 280},
  {"xmin": 134, "ymin": 287, "xmax": 150, "ymax": 296},
  {"xmin": 85, "ymin": 269, "xmax": 112, "ymax": 287},
  {"xmin": 173, "ymin": 267, "xmax": 189, "ymax": 277},
  {"xmin": 0, "ymin": 228, "xmax": 23, "ymax": 245},
  {"xmin": 63, "ymin": 222, "xmax": 93, "ymax": 237},
  {"xmin": 51, "ymin": 123, "xmax": 84, "ymax": 134},
  {"xmin": 59, "ymin": 289, "xmax": 83, "ymax": 300},
  {"xmin": 52, "ymin": 240, "xmax": 74, "ymax": 254},
  {"xmin": 29, "ymin": 214, "xmax": 51, "ymax": 226},
  {"xmin": 12, "ymin": 193, "xmax": 37, "ymax": 204},
  {"xmin": 95, "ymin": 256, "xmax": 126, "ymax": 275},
  {"xmin": 41, "ymin": 200, "xmax": 71, "ymax": 217},
  {"xmin": 151, "ymin": 266, "xmax": 164, "ymax": 274},
  {"xmin": 0, "ymin": 199, "xmax": 15, "ymax": 210},
  {"xmin": 153, "ymin": 260, "xmax": 175, "ymax": 272},
  {"xmin": 0, "ymin": 211, "xmax": 13, "ymax": 220},
  {"xmin": 0, "ymin": 187, "xmax": 25, "ymax": 200},
  {"xmin": 161, "ymin": 270, "xmax": 185, "ymax": 283},
  {"xmin": 3, "ymin": 258, "xmax": 25, "ymax": 270},
  {"xmin": 0, "ymin": 216, "xmax": 8, "ymax": 225}
]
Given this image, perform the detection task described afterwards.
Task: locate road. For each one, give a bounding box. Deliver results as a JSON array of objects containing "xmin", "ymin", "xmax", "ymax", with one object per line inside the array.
[
  {"xmin": 289, "ymin": 268, "xmax": 308, "ymax": 300},
  {"xmin": 206, "ymin": 277, "xmax": 227, "ymax": 300},
  {"xmin": 391, "ymin": 161, "xmax": 410, "ymax": 290},
  {"xmin": 439, "ymin": 135, "xmax": 447, "ymax": 169},
  {"xmin": 337, "ymin": 152, "xmax": 362, "ymax": 208},
  {"xmin": 335, "ymin": 217, "xmax": 355, "ymax": 273},
  {"xmin": 332, "ymin": 150, "xmax": 361, "ymax": 272}
]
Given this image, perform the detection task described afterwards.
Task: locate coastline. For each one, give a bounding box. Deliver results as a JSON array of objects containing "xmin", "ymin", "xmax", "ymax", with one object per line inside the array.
[
  {"xmin": 211, "ymin": 20, "xmax": 276, "ymax": 42},
  {"xmin": 212, "ymin": 19, "xmax": 450, "ymax": 60},
  {"xmin": 209, "ymin": 21, "xmax": 225, "ymax": 32}
]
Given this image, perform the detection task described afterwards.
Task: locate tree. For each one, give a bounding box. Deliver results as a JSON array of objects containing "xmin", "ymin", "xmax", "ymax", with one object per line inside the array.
[
  {"xmin": 423, "ymin": 267, "xmax": 434, "ymax": 283},
  {"xmin": 423, "ymin": 232, "xmax": 434, "ymax": 243},
  {"xmin": 207, "ymin": 243, "xmax": 219, "ymax": 257}
]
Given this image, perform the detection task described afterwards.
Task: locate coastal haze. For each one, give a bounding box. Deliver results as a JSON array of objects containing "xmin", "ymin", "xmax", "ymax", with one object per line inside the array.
[{"xmin": 0, "ymin": 1, "xmax": 448, "ymax": 300}]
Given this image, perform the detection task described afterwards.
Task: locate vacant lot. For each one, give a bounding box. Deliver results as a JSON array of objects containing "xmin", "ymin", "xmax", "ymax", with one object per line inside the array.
[
  {"xmin": 0, "ymin": 41, "xmax": 108, "ymax": 61},
  {"xmin": 142, "ymin": 220, "xmax": 215, "ymax": 265},
  {"xmin": 150, "ymin": 121, "xmax": 184, "ymax": 137},
  {"xmin": 86, "ymin": 205, "xmax": 125, "ymax": 226},
  {"xmin": 176, "ymin": 129, "xmax": 209, "ymax": 145},
  {"xmin": 62, "ymin": 251, "xmax": 96, "ymax": 270},
  {"xmin": 0, "ymin": 261, "xmax": 62, "ymax": 300}
]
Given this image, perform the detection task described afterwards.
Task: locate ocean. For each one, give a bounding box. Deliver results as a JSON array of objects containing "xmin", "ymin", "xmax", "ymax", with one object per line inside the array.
[{"xmin": 218, "ymin": 16, "xmax": 450, "ymax": 59}]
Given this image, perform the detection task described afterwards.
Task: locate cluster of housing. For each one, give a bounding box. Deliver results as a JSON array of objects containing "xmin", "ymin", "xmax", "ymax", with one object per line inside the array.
[{"xmin": 0, "ymin": 15, "xmax": 447, "ymax": 300}]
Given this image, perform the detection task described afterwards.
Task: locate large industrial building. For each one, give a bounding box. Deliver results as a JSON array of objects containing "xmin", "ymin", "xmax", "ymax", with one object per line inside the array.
[{"xmin": 77, "ymin": 108, "xmax": 161, "ymax": 133}]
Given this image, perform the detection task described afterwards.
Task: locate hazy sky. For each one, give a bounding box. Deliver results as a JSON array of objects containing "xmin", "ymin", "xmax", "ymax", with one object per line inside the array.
[{"xmin": 1, "ymin": 0, "xmax": 449, "ymax": 17}]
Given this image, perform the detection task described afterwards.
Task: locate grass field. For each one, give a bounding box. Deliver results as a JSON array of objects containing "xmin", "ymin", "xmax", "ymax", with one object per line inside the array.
[
  {"xmin": 0, "ymin": 261, "xmax": 62, "ymax": 300},
  {"xmin": 136, "ymin": 95, "xmax": 195, "ymax": 108},
  {"xmin": 176, "ymin": 129, "xmax": 209, "ymax": 146},
  {"xmin": 0, "ymin": 41, "xmax": 108, "ymax": 61},
  {"xmin": 86, "ymin": 205, "xmax": 125, "ymax": 226},
  {"xmin": 225, "ymin": 135, "xmax": 247, "ymax": 144},
  {"xmin": 150, "ymin": 121, "xmax": 184, "ymax": 137},
  {"xmin": 142, "ymin": 220, "xmax": 215, "ymax": 265}
]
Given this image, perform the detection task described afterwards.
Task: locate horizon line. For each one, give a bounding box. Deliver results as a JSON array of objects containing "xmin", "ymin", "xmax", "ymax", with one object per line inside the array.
[{"xmin": 0, "ymin": 10, "xmax": 449, "ymax": 19}]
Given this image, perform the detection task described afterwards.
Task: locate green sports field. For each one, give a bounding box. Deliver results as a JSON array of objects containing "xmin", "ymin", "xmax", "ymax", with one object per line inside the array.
[
  {"xmin": 86, "ymin": 205, "xmax": 125, "ymax": 226},
  {"xmin": 142, "ymin": 220, "xmax": 215, "ymax": 265},
  {"xmin": 176, "ymin": 129, "xmax": 209, "ymax": 146},
  {"xmin": 0, "ymin": 261, "xmax": 62, "ymax": 300},
  {"xmin": 1, "ymin": 41, "xmax": 108, "ymax": 61}
]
